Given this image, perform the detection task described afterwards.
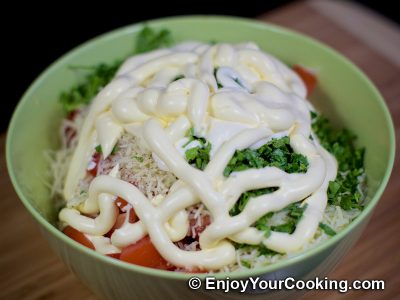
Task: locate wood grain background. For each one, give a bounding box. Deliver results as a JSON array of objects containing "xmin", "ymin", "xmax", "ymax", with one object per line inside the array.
[{"xmin": 1, "ymin": 1, "xmax": 399, "ymax": 299}]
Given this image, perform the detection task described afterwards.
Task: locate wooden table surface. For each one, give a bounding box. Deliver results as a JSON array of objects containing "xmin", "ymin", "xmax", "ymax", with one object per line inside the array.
[{"xmin": 1, "ymin": 1, "xmax": 399, "ymax": 299}]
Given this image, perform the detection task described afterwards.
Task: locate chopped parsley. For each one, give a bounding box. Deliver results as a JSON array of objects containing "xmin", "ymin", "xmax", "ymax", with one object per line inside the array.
[
  {"xmin": 60, "ymin": 26, "xmax": 172, "ymax": 113},
  {"xmin": 213, "ymin": 67, "xmax": 248, "ymax": 90},
  {"xmin": 214, "ymin": 68, "xmax": 223, "ymax": 88},
  {"xmin": 60, "ymin": 62, "xmax": 121, "ymax": 113},
  {"xmin": 319, "ymin": 223, "xmax": 336, "ymax": 236},
  {"xmin": 233, "ymin": 113, "xmax": 365, "ymax": 257},
  {"xmin": 256, "ymin": 203, "xmax": 308, "ymax": 235},
  {"xmin": 172, "ymin": 74, "xmax": 184, "ymax": 82},
  {"xmin": 234, "ymin": 202, "xmax": 308, "ymax": 253},
  {"xmin": 287, "ymin": 202, "xmax": 308, "ymax": 220},
  {"xmin": 255, "ymin": 212, "xmax": 274, "ymax": 238},
  {"xmin": 257, "ymin": 244, "xmax": 280, "ymax": 256},
  {"xmin": 95, "ymin": 145, "xmax": 102, "ymax": 153},
  {"xmin": 184, "ymin": 128, "xmax": 212, "ymax": 170},
  {"xmin": 132, "ymin": 155, "xmax": 144, "ymax": 162},
  {"xmin": 230, "ymin": 188, "xmax": 277, "ymax": 217},
  {"xmin": 312, "ymin": 114, "xmax": 365, "ymax": 210},
  {"xmin": 227, "ymin": 136, "xmax": 309, "ymax": 216},
  {"xmin": 224, "ymin": 136, "xmax": 309, "ymax": 177},
  {"xmin": 271, "ymin": 203, "xmax": 308, "ymax": 234},
  {"xmin": 271, "ymin": 222, "xmax": 296, "ymax": 234},
  {"xmin": 94, "ymin": 144, "xmax": 118, "ymax": 155},
  {"xmin": 234, "ymin": 242, "xmax": 279, "ymax": 257},
  {"xmin": 134, "ymin": 26, "xmax": 172, "ymax": 54},
  {"xmin": 240, "ymin": 260, "xmax": 251, "ymax": 268},
  {"xmin": 233, "ymin": 77, "xmax": 244, "ymax": 88}
]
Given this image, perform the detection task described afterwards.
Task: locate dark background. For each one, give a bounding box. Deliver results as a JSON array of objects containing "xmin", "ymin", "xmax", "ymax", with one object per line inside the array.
[{"xmin": 2, "ymin": 0, "xmax": 398, "ymax": 132}]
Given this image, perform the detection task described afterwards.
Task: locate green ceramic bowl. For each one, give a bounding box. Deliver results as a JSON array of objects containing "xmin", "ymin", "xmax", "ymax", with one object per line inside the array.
[{"xmin": 6, "ymin": 16, "xmax": 395, "ymax": 299}]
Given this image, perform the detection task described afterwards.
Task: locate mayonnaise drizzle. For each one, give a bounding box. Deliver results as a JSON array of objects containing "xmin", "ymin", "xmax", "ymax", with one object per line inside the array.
[{"xmin": 59, "ymin": 42, "xmax": 337, "ymax": 270}]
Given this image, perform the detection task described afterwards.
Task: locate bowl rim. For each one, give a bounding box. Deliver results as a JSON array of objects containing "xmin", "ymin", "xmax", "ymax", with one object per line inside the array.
[{"xmin": 6, "ymin": 15, "xmax": 396, "ymax": 281}]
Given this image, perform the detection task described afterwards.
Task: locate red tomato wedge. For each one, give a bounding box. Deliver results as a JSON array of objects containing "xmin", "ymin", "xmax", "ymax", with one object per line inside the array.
[
  {"xmin": 120, "ymin": 236, "xmax": 172, "ymax": 270},
  {"xmin": 105, "ymin": 208, "xmax": 138, "ymax": 238},
  {"xmin": 87, "ymin": 152, "xmax": 101, "ymax": 177},
  {"xmin": 63, "ymin": 226, "xmax": 95, "ymax": 250},
  {"xmin": 115, "ymin": 197, "xmax": 129, "ymax": 211},
  {"xmin": 107, "ymin": 253, "xmax": 121, "ymax": 259},
  {"xmin": 293, "ymin": 65, "xmax": 317, "ymax": 97},
  {"xmin": 125, "ymin": 209, "xmax": 138, "ymax": 223},
  {"xmin": 115, "ymin": 198, "xmax": 138, "ymax": 223},
  {"xmin": 113, "ymin": 213, "xmax": 127, "ymax": 229}
]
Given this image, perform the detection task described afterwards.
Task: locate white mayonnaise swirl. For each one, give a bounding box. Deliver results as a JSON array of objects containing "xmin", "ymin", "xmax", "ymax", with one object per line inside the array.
[{"xmin": 59, "ymin": 42, "xmax": 337, "ymax": 270}]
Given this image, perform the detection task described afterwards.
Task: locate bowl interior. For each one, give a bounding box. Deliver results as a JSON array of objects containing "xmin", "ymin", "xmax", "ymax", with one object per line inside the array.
[{"xmin": 6, "ymin": 16, "xmax": 395, "ymax": 277}]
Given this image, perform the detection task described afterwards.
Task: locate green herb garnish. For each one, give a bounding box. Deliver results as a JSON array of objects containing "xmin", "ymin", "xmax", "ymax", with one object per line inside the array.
[
  {"xmin": 95, "ymin": 145, "xmax": 102, "ymax": 153},
  {"xmin": 224, "ymin": 136, "xmax": 309, "ymax": 177},
  {"xmin": 60, "ymin": 26, "xmax": 172, "ymax": 113},
  {"xmin": 287, "ymin": 202, "xmax": 308, "ymax": 219},
  {"xmin": 227, "ymin": 136, "xmax": 308, "ymax": 216},
  {"xmin": 241, "ymin": 260, "xmax": 251, "ymax": 268},
  {"xmin": 134, "ymin": 26, "xmax": 172, "ymax": 54},
  {"xmin": 257, "ymin": 244, "xmax": 280, "ymax": 256},
  {"xmin": 233, "ymin": 77, "xmax": 247, "ymax": 90},
  {"xmin": 214, "ymin": 68, "xmax": 223, "ymax": 88},
  {"xmin": 232, "ymin": 195, "xmax": 307, "ymax": 236},
  {"xmin": 184, "ymin": 128, "xmax": 212, "ymax": 170},
  {"xmin": 230, "ymin": 188, "xmax": 277, "ymax": 216},
  {"xmin": 94, "ymin": 144, "xmax": 118, "ymax": 155},
  {"xmin": 232, "ymin": 113, "xmax": 365, "ymax": 258},
  {"xmin": 271, "ymin": 222, "xmax": 296, "ymax": 234},
  {"xmin": 312, "ymin": 114, "xmax": 365, "ymax": 210},
  {"xmin": 133, "ymin": 156, "xmax": 144, "ymax": 162},
  {"xmin": 319, "ymin": 223, "xmax": 337, "ymax": 236},
  {"xmin": 255, "ymin": 212, "xmax": 273, "ymax": 238},
  {"xmin": 60, "ymin": 62, "xmax": 121, "ymax": 113},
  {"xmin": 172, "ymin": 74, "xmax": 184, "ymax": 82},
  {"xmin": 234, "ymin": 242, "xmax": 279, "ymax": 257},
  {"xmin": 255, "ymin": 203, "xmax": 308, "ymax": 235}
]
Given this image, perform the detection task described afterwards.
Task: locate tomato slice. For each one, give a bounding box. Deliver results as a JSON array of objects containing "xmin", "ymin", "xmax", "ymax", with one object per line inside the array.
[
  {"xmin": 115, "ymin": 210, "xmax": 138, "ymax": 228},
  {"xmin": 115, "ymin": 197, "xmax": 129, "ymax": 211},
  {"xmin": 293, "ymin": 65, "xmax": 317, "ymax": 97},
  {"xmin": 120, "ymin": 236, "xmax": 173, "ymax": 270},
  {"xmin": 114, "ymin": 198, "xmax": 137, "ymax": 221},
  {"xmin": 87, "ymin": 152, "xmax": 101, "ymax": 177},
  {"xmin": 107, "ymin": 253, "xmax": 121, "ymax": 259},
  {"xmin": 114, "ymin": 213, "xmax": 127, "ymax": 230},
  {"xmin": 63, "ymin": 226, "xmax": 95, "ymax": 250},
  {"xmin": 127, "ymin": 209, "xmax": 137, "ymax": 223},
  {"xmin": 105, "ymin": 208, "xmax": 138, "ymax": 238}
]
